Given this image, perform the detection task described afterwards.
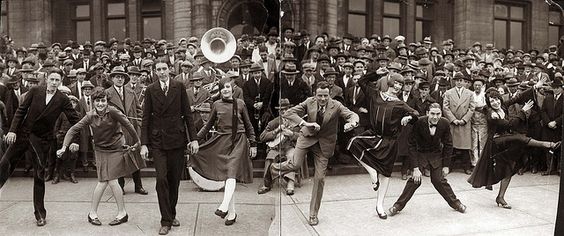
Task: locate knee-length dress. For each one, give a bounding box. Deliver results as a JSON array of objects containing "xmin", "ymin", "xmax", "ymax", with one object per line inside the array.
[
  {"xmin": 63, "ymin": 106, "xmax": 144, "ymax": 181},
  {"xmin": 347, "ymin": 76, "xmax": 418, "ymax": 177},
  {"xmin": 190, "ymin": 98, "xmax": 256, "ymax": 183},
  {"xmin": 468, "ymin": 108, "xmax": 531, "ymax": 188}
]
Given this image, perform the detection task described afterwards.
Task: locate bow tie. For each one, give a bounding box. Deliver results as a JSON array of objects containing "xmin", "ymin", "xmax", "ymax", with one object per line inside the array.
[
  {"xmin": 47, "ymin": 89, "xmax": 56, "ymax": 94},
  {"xmin": 429, "ymin": 123, "xmax": 437, "ymax": 128}
]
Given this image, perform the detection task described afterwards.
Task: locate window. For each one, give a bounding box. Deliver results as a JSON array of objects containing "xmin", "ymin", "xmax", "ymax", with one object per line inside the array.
[
  {"xmin": 383, "ymin": 0, "xmax": 401, "ymax": 37},
  {"xmin": 549, "ymin": 9, "xmax": 562, "ymax": 45},
  {"xmin": 142, "ymin": 0, "xmax": 162, "ymax": 39},
  {"xmin": 107, "ymin": 1, "xmax": 126, "ymax": 40},
  {"xmin": 73, "ymin": 4, "xmax": 91, "ymax": 43},
  {"xmin": 415, "ymin": 3, "xmax": 433, "ymax": 43},
  {"xmin": 347, "ymin": 0, "xmax": 367, "ymax": 37},
  {"xmin": 494, "ymin": 3, "xmax": 527, "ymax": 50}
]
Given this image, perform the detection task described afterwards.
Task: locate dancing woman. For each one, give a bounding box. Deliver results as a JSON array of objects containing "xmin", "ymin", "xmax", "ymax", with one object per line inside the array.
[
  {"xmin": 347, "ymin": 71, "xmax": 419, "ymax": 219},
  {"xmin": 190, "ymin": 78, "xmax": 257, "ymax": 225},
  {"xmin": 468, "ymin": 87, "xmax": 560, "ymax": 209},
  {"xmin": 57, "ymin": 87, "xmax": 143, "ymax": 226}
]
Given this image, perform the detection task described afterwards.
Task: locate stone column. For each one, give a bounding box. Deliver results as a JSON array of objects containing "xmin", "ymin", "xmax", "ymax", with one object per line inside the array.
[
  {"xmin": 192, "ymin": 0, "xmax": 212, "ymax": 38},
  {"xmin": 453, "ymin": 0, "xmax": 494, "ymax": 48},
  {"xmin": 305, "ymin": 0, "xmax": 319, "ymax": 36},
  {"xmin": 8, "ymin": 0, "xmax": 52, "ymax": 47},
  {"xmin": 531, "ymin": 0, "xmax": 549, "ymax": 50},
  {"xmin": 372, "ymin": 0, "xmax": 383, "ymax": 36},
  {"xmin": 127, "ymin": 0, "xmax": 140, "ymax": 41},
  {"xmin": 404, "ymin": 0, "xmax": 416, "ymax": 42},
  {"xmin": 163, "ymin": 0, "xmax": 174, "ymax": 40},
  {"xmin": 325, "ymin": 0, "xmax": 338, "ymax": 37},
  {"xmin": 91, "ymin": 0, "xmax": 104, "ymax": 41},
  {"xmin": 173, "ymin": 0, "xmax": 192, "ymax": 42},
  {"xmin": 431, "ymin": 0, "xmax": 454, "ymax": 46}
]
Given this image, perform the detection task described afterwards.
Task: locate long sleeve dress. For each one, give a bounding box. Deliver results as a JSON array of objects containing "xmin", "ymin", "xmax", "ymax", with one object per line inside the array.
[
  {"xmin": 190, "ymin": 98, "xmax": 256, "ymax": 183},
  {"xmin": 467, "ymin": 108, "xmax": 531, "ymax": 188},
  {"xmin": 63, "ymin": 106, "xmax": 144, "ymax": 181},
  {"xmin": 347, "ymin": 74, "xmax": 418, "ymax": 177}
]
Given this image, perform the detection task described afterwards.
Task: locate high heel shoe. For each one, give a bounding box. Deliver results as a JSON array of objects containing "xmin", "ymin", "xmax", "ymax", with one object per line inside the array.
[
  {"xmin": 88, "ymin": 214, "xmax": 102, "ymax": 226},
  {"xmin": 225, "ymin": 214, "xmax": 237, "ymax": 226},
  {"xmin": 495, "ymin": 197, "xmax": 512, "ymax": 209},
  {"xmin": 215, "ymin": 209, "xmax": 228, "ymax": 219},
  {"xmin": 108, "ymin": 214, "xmax": 128, "ymax": 226},
  {"xmin": 372, "ymin": 179, "xmax": 380, "ymax": 191},
  {"xmin": 375, "ymin": 207, "xmax": 387, "ymax": 219}
]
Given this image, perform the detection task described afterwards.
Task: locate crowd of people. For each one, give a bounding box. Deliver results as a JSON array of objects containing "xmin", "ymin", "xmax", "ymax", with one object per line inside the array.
[{"xmin": 0, "ymin": 25, "xmax": 561, "ymax": 232}]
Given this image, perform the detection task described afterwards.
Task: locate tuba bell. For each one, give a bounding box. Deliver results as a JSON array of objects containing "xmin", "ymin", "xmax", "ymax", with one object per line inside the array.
[{"xmin": 200, "ymin": 27, "xmax": 237, "ymax": 64}]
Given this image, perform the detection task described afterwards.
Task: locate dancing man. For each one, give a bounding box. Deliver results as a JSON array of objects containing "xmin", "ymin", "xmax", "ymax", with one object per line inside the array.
[{"xmin": 389, "ymin": 103, "xmax": 467, "ymax": 216}]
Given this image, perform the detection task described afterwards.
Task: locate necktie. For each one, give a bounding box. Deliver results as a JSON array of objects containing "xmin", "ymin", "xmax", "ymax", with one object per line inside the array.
[
  {"xmin": 86, "ymin": 97, "xmax": 90, "ymax": 111},
  {"xmin": 84, "ymin": 60, "xmax": 88, "ymax": 69},
  {"xmin": 163, "ymin": 83, "xmax": 168, "ymax": 96},
  {"xmin": 316, "ymin": 105, "xmax": 325, "ymax": 125},
  {"xmin": 353, "ymin": 87, "xmax": 358, "ymax": 105},
  {"xmin": 117, "ymin": 87, "xmax": 123, "ymax": 100}
]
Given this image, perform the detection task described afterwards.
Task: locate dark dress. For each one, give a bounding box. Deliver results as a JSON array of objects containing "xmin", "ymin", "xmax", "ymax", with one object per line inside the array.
[
  {"xmin": 347, "ymin": 75, "xmax": 418, "ymax": 177},
  {"xmin": 467, "ymin": 108, "xmax": 531, "ymax": 188},
  {"xmin": 63, "ymin": 106, "xmax": 144, "ymax": 181},
  {"xmin": 190, "ymin": 98, "xmax": 256, "ymax": 183}
]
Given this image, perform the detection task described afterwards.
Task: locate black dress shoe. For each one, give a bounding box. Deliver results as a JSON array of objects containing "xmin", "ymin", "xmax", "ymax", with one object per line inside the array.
[
  {"xmin": 36, "ymin": 218, "xmax": 46, "ymax": 227},
  {"xmin": 172, "ymin": 218, "xmax": 180, "ymax": 227},
  {"xmin": 464, "ymin": 169, "xmax": 472, "ymax": 175},
  {"xmin": 286, "ymin": 188, "xmax": 295, "ymax": 196},
  {"xmin": 454, "ymin": 203, "xmax": 467, "ymax": 213},
  {"xmin": 257, "ymin": 186, "xmax": 271, "ymax": 194},
  {"xmin": 135, "ymin": 187, "xmax": 148, "ymax": 195},
  {"xmin": 308, "ymin": 215, "xmax": 319, "ymax": 226},
  {"xmin": 225, "ymin": 214, "xmax": 237, "ymax": 226},
  {"xmin": 159, "ymin": 226, "xmax": 171, "ymax": 235},
  {"xmin": 108, "ymin": 214, "xmax": 128, "ymax": 226},
  {"xmin": 51, "ymin": 175, "xmax": 60, "ymax": 184},
  {"xmin": 375, "ymin": 207, "xmax": 387, "ymax": 219},
  {"xmin": 215, "ymin": 209, "xmax": 228, "ymax": 219},
  {"xmin": 388, "ymin": 205, "xmax": 400, "ymax": 216},
  {"xmin": 372, "ymin": 179, "xmax": 380, "ymax": 191},
  {"xmin": 70, "ymin": 174, "xmax": 78, "ymax": 184},
  {"xmin": 88, "ymin": 214, "xmax": 102, "ymax": 226}
]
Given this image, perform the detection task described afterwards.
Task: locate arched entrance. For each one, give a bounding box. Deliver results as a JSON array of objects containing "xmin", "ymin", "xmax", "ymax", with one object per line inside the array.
[{"xmin": 217, "ymin": 0, "xmax": 280, "ymax": 37}]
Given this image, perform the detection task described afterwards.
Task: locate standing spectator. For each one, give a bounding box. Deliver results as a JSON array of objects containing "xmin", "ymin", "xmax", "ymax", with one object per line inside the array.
[{"xmin": 442, "ymin": 72, "xmax": 475, "ymax": 174}]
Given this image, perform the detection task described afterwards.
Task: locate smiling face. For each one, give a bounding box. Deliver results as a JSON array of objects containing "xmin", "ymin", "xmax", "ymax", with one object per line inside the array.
[
  {"xmin": 488, "ymin": 96, "xmax": 502, "ymax": 110},
  {"xmin": 220, "ymin": 81, "xmax": 233, "ymax": 99},
  {"xmin": 94, "ymin": 96, "xmax": 108, "ymax": 112}
]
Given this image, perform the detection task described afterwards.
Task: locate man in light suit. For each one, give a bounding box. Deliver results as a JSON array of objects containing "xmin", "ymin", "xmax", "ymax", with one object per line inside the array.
[
  {"xmin": 443, "ymin": 72, "xmax": 475, "ymax": 174},
  {"xmin": 389, "ymin": 103, "xmax": 466, "ymax": 216},
  {"xmin": 106, "ymin": 66, "xmax": 147, "ymax": 195},
  {"xmin": 140, "ymin": 60, "xmax": 198, "ymax": 235},
  {"xmin": 268, "ymin": 81, "xmax": 359, "ymax": 226}
]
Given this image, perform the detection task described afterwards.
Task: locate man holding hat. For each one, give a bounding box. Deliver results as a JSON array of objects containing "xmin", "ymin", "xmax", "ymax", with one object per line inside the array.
[
  {"xmin": 443, "ymin": 72, "xmax": 475, "ymax": 175},
  {"xmin": 258, "ymin": 98, "xmax": 302, "ymax": 196},
  {"xmin": 105, "ymin": 66, "xmax": 147, "ymax": 195}
]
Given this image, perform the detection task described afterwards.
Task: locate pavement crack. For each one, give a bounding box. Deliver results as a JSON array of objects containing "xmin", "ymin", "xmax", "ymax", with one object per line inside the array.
[{"xmin": 193, "ymin": 203, "xmax": 200, "ymax": 236}]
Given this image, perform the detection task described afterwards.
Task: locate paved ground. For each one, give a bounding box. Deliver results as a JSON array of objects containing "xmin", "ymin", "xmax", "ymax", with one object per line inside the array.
[{"xmin": 0, "ymin": 172, "xmax": 559, "ymax": 236}]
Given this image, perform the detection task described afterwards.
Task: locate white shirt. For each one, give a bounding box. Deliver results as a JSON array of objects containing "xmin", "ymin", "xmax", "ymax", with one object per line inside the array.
[
  {"xmin": 160, "ymin": 79, "xmax": 170, "ymax": 93},
  {"xmin": 343, "ymin": 75, "xmax": 351, "ymax": 87},
  {"xmin": 85, "ymin": 96, "xmax": 91, "ymax": 111},
  {"xmin": 114, "ymin": 85, "xmax": 124, "ymax": 100},
  {"xmin": 46, "ymin": 90, "xmax": 55, "ymax": 105}
]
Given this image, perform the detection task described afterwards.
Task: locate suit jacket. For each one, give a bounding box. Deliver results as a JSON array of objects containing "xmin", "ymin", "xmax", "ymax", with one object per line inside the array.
[
  {"xmin": 242, "ymin": 76, "xmax": 272, "ymax": 118},
  {"xmin": 408, "ymin": 117, "xmax": 453, "ymax": 169},
  {"xmin": 141, "ymin": 79, "xmax": 197, "ymax": 149},
  {"xmin": 336, "ymin": 74, "xmax": 354, "ymax": 92},
  {"xmin": 443, "ymin": 87, "xmax": 475, "ymax": 149},
  {"xmin": 186, "ymin": 87, "xmax": 211, "ymax": 130},
  {"xmin": 344, "ymin": 86, "xmax": 368, "ymax": 127},
  {"xmin": 284, "ymin": 97, "xmax": 359, "ymax": 158},
  {"xmin": 10, "ymin": 86, "xmax": 80, "ymax": 139},
  {"xmin": 105, "ymin": 86, "xmax": 142, "ymax": 144},
  {"xmin": 541, "ymin": 93, "xmax": 563, "ymax": 141}
]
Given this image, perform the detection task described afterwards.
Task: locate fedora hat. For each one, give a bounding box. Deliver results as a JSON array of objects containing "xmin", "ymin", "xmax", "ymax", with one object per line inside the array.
[
  {"xmin": 81, "ymin": 80, "xmax": 95, "ymax": 89},
  {"xmin": 324, "ymin": 67, "xmax": 339, "ymax": 76},
  {"xmin": 506, "ymin": 78, "xmax": 520, "ymax": 87},
  {"xmin": 249, "ymin": 63, "xmax": 263, "ymax": 72},
  {"xmin": 275, "ymin": 98, "xmax": 292, "ymax": 110},
  {"xmin": 110, "ymin": 66, "xmax": 130, "ymax": 84},
  {"xmin": 453, "ymin": 72, "xmax": 472, "ymax": 81},
  {"xmin": 191, "ymin": 72, "xmax": 205, "ymax": 81},
  {"xmin": 282, "ymin": 67, "xmax": 300, "ymax": 75},
  {"xmin": 127, "ymin": 66, "xmax": 141, "ymax": 75}
]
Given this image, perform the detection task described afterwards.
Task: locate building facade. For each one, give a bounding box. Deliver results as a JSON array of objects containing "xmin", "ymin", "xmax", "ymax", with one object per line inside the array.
[
  {"xmin": 2, "ymin": 0, "xmax": 279, "ymax": 47},
  {"xmin": 282, "ymin": 0, "xmax": 564, "ymax": 50}
]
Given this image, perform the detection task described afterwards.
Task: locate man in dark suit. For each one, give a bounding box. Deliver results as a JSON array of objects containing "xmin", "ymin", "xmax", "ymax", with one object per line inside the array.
[
  {"xmin": 389, "ymin": 103, "xmax": 466, "ymax": 216},
  {"xmin": 336, "ymin": 62, "xmax": 355, "ymax": 92},
  {"xmin": 243, "ymin": 63, "xmax": 273, "ymax": 136},
  {"xmin": 267, "ymin": 82, "xmax": 359, "ymax": 226},
  {"xmin": 0, "ymin": 69, "xmax": 81, "ymax": 226},
  {"xmin": 140, "ymin": 60, "xmax": 199, "ymax": 235},
  {"xmin": 106, "ymin": 66, "xmax": 147, "ymax": 195},
  {"xmin": 541, "ymin": 78, "xmax": 563, "ymax": 175},
  {"xmin": 186, "ymin": 72, "xmax": 211, "ymax": 131},
  {"xmin": 270, "ymin": 65, "xmax": 311, "ymax": 117}
]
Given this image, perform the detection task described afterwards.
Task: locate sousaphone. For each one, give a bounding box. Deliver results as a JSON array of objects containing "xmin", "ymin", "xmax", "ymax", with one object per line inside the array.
[{"xmin": 188, "ymin": 27, "xmax": 237, "ymax": 191}]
